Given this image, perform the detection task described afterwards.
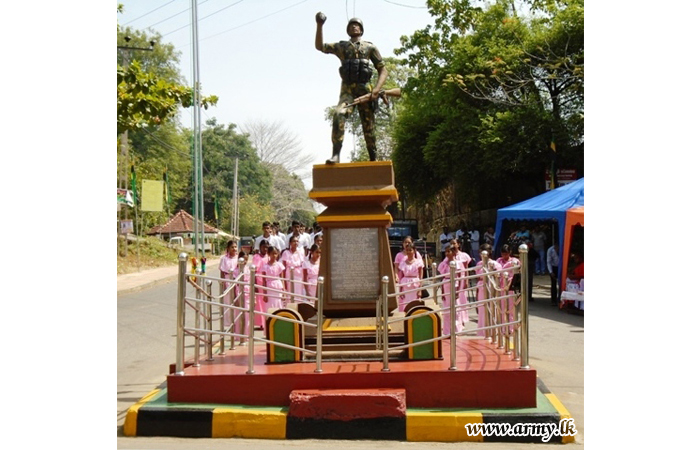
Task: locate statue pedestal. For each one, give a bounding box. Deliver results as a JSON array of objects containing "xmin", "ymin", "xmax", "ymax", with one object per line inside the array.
[{"xmin": 309, "ymin": 161, "xmax": 398, "ymax": 317}]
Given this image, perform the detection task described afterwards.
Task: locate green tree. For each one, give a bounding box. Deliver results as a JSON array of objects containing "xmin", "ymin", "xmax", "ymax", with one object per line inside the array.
[
  {"xmin": 117, "ymin": 25, "xmax": 218, "ymax": 134},
  {"xmin": 392, "ymin": 0, "xmax": 583, "ymax": 212},
  {"xmin": 196, "ymin": 118, "xmax": 274, "ymax": 232}
]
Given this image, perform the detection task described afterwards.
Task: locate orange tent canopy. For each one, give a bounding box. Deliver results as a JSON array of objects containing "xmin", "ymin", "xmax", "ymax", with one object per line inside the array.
[{"xmin": 561, "ymin": 206, "xmax": 584, "ymax": 290}]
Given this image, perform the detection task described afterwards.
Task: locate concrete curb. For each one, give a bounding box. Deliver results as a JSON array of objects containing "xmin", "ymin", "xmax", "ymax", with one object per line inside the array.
[{"xmin": 122, "ymin": 378, "xmax": 576, "ymax": 443}]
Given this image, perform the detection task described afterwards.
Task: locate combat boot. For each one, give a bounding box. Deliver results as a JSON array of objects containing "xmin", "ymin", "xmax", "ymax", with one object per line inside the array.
[{"xmin": 326, "ymin": 143, "xmax": 342, "ymax": 164}]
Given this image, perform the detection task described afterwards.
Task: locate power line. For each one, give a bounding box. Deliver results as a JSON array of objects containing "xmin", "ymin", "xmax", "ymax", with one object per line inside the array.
[
  {"xmin": 122, "ymin": 0, "xmax": 178, "ymax": 26},
  {"xmin": 382, "ymin": 0, "xmax": 427, "ymax": 8},
  {"xmin": 141, "ymin": 0, "xmax": 213, "ymax": 30},
  {"xmin": 161, "ymin": 0, "xmax": 246, "ymax": 38},
  {"xmin": 182, "ymin": 0, "xmax": 310, "ymax": 46}
]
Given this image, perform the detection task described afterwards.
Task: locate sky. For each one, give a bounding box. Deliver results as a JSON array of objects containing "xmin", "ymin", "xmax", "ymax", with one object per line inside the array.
[{"xmin": 117, "ymin": 0, "xmax": 435, "ymax": 184}]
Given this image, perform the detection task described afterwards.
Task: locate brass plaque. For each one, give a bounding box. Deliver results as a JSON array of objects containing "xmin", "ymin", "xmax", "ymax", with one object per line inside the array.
[{"xmin": 329, "ymin": 228, "xmax": 380, "ymax": 301}]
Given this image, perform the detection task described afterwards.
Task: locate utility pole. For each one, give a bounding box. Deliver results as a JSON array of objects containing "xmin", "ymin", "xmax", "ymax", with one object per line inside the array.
[
  {"xmin": 231, "ymin": 156, "xmax": 239, "ymax": 239},
  {"xmin": 190, "ymin": 0, "xmax": 205, "ymax": 261},
  {"xmin": 118, "ymin": 37, "xmax": 154, "ymax": 259}
]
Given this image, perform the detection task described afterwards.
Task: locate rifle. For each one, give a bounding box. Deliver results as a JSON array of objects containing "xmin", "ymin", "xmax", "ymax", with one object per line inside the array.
[{"xmin": 345, "ymin": 87, "xmax": 402, "ymax": 108}]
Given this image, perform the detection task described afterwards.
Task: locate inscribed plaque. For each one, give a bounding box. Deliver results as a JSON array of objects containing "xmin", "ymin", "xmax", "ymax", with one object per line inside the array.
[{"xmin": 329, "ymin": 228, "xmax": 380, "ymax": 301}]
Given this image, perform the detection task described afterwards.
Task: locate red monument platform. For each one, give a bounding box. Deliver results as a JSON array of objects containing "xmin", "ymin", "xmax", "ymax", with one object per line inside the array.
[{"xmin": 167, "ymin": 337, "xmax": 536, "ymax": 409}]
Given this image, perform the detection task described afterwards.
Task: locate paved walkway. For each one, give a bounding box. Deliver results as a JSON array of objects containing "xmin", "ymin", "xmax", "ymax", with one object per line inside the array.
[{"xmin": 117, "ymin": 257, "xmax": 221, "ymax": 295}]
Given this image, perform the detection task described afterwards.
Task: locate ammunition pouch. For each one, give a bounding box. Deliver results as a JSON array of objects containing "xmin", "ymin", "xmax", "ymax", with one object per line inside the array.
[{"xmin": 339, "ymin": 59, "xmax": 372, "ymax": 84}]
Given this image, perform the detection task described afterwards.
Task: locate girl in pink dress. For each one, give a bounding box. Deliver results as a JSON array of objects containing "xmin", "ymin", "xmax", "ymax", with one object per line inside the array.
[
  {"xmin": 394, "ymin": 236, "xmax": 423, "ymax": 283},
  {"xmin": 475, "ymin": 244, "xmax": 503, "ymax": 337},
  {"xmin": 397, "ymin": 243, "xmax": 424, "ymax": 312},
  {"xmin": 302, "ymin": 244, "xmax": 321, "ymax": 301},
  {"xmin": 261, "ymin": 246, "xmax": 287, "ymax": 313},
  {"xmin": 450, "ymin": 238, "xmax": 472, "ymax": 326},
  {"xmin": 218, "ymin": 240, "xmax": 239, "ymax": 330},
  {"xmin": 496, "ymin": 244, "xmax": 520, "ymax": 332},
  {"xmin": 280, "ymin": 236, "xmax": 306, "ymax": 303},
  {"xmin": 438, "ymin": 245, "xmax": 465, "ymax": 336},
  {"xmin": 252, "ymin": 240, "xmax": 270, "ymax": 329},
  {"xmin": 231, "ymin": 251, "xmax": 251, "ymax": 340}
]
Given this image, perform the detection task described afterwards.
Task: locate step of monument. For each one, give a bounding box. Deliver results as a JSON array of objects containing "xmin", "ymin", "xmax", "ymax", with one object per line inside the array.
[{"xmin": 288, "ymin": 387, "xmax": 407, "ymax": 420}]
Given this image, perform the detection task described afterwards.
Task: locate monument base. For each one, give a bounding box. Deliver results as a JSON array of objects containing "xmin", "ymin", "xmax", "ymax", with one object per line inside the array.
[{"xmin": 309, "ymin": 161, "xmax": 399, "ymax": 317}]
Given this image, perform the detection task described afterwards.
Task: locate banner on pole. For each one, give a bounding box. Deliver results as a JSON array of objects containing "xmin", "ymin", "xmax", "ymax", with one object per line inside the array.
[
  {"xmin": 141, "ymin": 180, "xmax": 164, "ymax": 212},
  {"xmin": 117, "ymin": 188, "xmax": 134, "ymax": 207}
]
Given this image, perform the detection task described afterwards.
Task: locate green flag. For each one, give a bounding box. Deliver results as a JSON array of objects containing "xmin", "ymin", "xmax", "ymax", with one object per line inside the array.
[
  {"xmin": 214, "ymin": 194, "xmax": 219, "ymax": 222},
  {"xmin": 163, "ymin": 168, "xmax": 170, "ymax": 205},
  {"xmin": 130, "ymin": 165, "xmax": 138, "ymax": 205}
]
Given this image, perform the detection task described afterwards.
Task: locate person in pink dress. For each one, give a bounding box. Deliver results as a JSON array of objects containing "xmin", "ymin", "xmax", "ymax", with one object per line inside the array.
[
  {"xmin": 218, "ymin": 240, "xmax": 239, "ymax": 330},
  {"xmin": 252, "ymin": 239, "xmax": 270, "ymax": 330},
  {"xmin": 450, "ymin": 238, "xmax": 472, "ymax": 327},
  {"xmin": 261, "ymin": 246, "xmax": 287, "ymax": 316},
  {"xmin": 475, "ymin": 244, "xmax": 503, "ymax": 338},
  {"xmin": 230, "ymin": 251, "xmax": 251, "ymax": 342},
  {"xmin": 437, "ymin": 245, "xmax": 465, "ymax": 336},
  {"xmin": 302, "ymin": 244, "xmax": 322, "ymax": 301},
  {"xmin": 393, "ymin": 235, "xmax": 423, "ymax": 283},
  {"xmin": 495, "ymin": 244, "xmax": 520, "ymax": 334},
  {"xmin": 280, "ymin": 236, "xmax": 306, "ymax": 303},
  {"xmin": 397, "ymin": 243, "xmax": 424, "ymax": 312}
]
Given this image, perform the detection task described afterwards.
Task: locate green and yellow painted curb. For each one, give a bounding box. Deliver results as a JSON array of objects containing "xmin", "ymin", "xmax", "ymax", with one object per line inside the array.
[{"xmin": 123, "ymin": 378, "xmax": 576, "ymax": 443}]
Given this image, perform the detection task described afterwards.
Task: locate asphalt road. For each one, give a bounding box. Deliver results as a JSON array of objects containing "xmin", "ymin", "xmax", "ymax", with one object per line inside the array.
[{"xmin": 117, "ymin": 276, "xmax": 584, "ymax": 449}]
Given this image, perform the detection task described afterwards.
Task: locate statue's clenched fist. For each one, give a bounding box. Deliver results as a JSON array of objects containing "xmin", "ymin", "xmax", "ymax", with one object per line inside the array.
[{"xmin": 315, "ymin": 12, "xmax": 326, "ymax": 25}]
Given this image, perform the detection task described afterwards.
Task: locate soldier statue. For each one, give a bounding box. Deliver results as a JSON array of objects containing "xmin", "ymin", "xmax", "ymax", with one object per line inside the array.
[{"xmin": 315, "ymin": 12, "xmax": 388, "ymax": 164}]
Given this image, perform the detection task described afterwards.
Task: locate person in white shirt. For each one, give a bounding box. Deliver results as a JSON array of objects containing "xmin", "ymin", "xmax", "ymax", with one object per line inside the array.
[
  {"xmin": 439, "ymin": 225, "xmax": 453, "ymax": 260},
  {"xmin": 286, "ymin": 220, "xmax": 308, "ymax": 252},
  {"xmin": 468, "ymin": 226, "xmax": 480, "ymax": 260},
  {"xmin": 546, "ymin": 243, "xmax": 560, "ymax": 305},
  {"xmin": 254, "ymin": 221, "xmax": 275, "ymax": 252}
]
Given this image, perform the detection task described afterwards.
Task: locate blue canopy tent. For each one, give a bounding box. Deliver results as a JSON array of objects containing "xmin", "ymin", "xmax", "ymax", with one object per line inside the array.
[{"xmin": 493, "ymin": 178, "xmax": 584, "ymax": 279}]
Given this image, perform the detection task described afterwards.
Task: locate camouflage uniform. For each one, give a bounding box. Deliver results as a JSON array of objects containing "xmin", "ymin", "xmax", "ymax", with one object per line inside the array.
[{"xmin": 321, "ymin": 39, "xmax": 385, "ymax": 161}]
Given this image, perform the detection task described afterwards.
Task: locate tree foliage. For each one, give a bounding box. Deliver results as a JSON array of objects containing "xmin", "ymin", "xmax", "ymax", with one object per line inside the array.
[
  {"xmin": 242, "ymin": 119, "xmax": 314, "ymax": 179},
  {"xmin": 392, "ymin": 0, "xmax": 583, "ymax": 213},
  {"xmin": 117, "ymin": 26, "xmax": 218, "ymax": 134}
]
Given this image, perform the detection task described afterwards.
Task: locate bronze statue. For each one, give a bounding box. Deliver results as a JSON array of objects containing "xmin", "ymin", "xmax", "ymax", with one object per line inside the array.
[{"xmin": 315, "ymin": 12, "xmax": 388, "ymax": 164}]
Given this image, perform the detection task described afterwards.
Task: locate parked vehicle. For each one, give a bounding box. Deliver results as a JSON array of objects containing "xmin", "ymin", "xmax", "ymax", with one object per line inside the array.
[{"xmin": 387, "ymin": 219, "xmax": 437, "ymax": 266}]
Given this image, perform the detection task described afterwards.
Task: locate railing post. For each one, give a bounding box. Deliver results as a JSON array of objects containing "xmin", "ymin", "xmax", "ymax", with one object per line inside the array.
[
  {"xmin": 449, "ymin": 261, "xmax": 457, "ymax": 371},
  {"xmin": 175, "ymin": 253, "xmax": 188, "ymax": 375},
  {"xmin": 431, "ymin": 262, "xmax": 438, "ymax": 306},
  {"xmin": 480, "ymin": 251, "xmax": 492, "ymax": 344},
  {"xmin": 206, "ymin": 280, "xmax": 213, "ymax": 361},
  {"xmin": 218, "ymin": 277, "xmax": 225, "ymax": 354},
  {"xmin": 381, "ymin": 276, "xmax": 390, "ymax": 372},
  {"xmin": 289, "ymin": 266, "xmax": 295, "ymax": 305},
  {"xmin": 246, "ymin": 265, "xmax": 256, "ymax": 374},
  {"xmin": 315, "ymin": 276, "xmax": 325, "ymax": 374},
  {"xmin": 236, "ymin": 257, "xmax": 245, "ymax": 348},
  {"xmin": 519, "ymin": 244, "xmax": 530, "ymax": 369},
  {"xmin": 193, "ymin": 269, "xmax": 202, "ymax": 367}
]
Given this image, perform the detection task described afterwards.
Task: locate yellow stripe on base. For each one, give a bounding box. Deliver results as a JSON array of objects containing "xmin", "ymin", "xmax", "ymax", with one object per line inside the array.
[
  {"xmin": 313, "ymin": 161, "xmax": 393, "ymax": 169},
  {"xmin": 122, "ymin": 389, "xmax": 162, "ymax": 436},
  {"xmin": 212, "ymin": 408, "xmax": 287, "ymax": 439},
  {"xmin": 406, "ymin": 411, "xmax": 483, "ymax": 442},
  {"xmin": 545, "ymin": 393, "xmax": 576, "ymax": 444},
  {"xmin": 316, "ymin": 213, "xmax": 392, "ymax": 223}
]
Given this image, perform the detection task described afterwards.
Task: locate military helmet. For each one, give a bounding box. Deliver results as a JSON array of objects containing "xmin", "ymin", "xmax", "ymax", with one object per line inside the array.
[{"xmin": 346, "ymin": 17, "xmax": 364, "ymax": 36}]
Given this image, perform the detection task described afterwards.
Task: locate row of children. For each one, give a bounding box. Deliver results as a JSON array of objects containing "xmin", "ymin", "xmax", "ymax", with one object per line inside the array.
[
  {"xmin": 218, "ymin": 237, "xmax": 322, "ymax": 335},
  {"xmin": 394, "ymin": 235, "xmax": 521, "ymax": 337}
]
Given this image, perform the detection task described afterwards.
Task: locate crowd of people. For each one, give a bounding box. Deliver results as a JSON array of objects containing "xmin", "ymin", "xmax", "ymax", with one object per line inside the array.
[
  {"xmin": 215, "ymin": 219, "xmax": 582, "ymax": 336},
  {"xmin": 218, "ymin": 220, "xmax": 323, "ymax": 333}
]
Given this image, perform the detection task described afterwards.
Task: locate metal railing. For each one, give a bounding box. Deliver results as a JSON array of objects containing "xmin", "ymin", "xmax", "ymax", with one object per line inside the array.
[
  {"xmin": 379, "ymin": 243, "xmax": 530, "ymax": 371},
  {"xmin": 173, "ymin": 243, "xmax": 530, "ymax": 376},
  {"xmin": 174, "ymin": 253, "xmax": 325, "ymax": 375}
]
